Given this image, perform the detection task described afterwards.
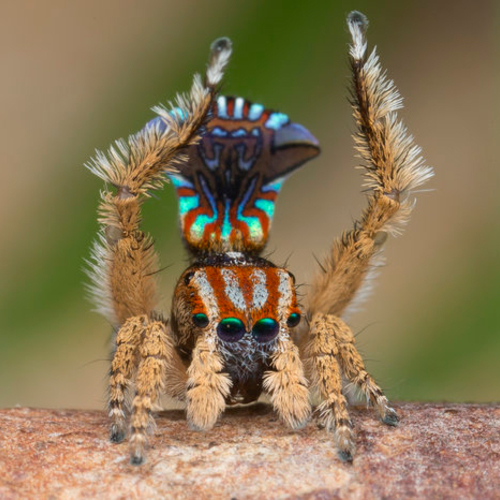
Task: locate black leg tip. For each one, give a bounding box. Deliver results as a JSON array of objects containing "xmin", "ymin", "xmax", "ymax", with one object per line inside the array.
[
  {"xmin": 338, "ymin": 450, "xmax": 354, "ymax": 463},
  {"xmin": 130, "ymin": 454, "xmax": 145, "ymax": 466},
  {"xmin": 382, "ymin": 410, "xmax": 400, "ymax": 427},
  {"xmin": 110, "ymin": 429, "xmax": 126, "ymax": 443}
]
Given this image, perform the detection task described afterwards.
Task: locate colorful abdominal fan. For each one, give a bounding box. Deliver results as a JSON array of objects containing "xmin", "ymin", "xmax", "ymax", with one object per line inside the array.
[{"xmin": 165, "ymin": 96, "xmax": 320, "ymax": 254}]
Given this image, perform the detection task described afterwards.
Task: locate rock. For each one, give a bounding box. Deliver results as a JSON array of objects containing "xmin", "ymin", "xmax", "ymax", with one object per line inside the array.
[{"xmin": 1, "ymin": 403, "xmax": 499, "ymax": 499}]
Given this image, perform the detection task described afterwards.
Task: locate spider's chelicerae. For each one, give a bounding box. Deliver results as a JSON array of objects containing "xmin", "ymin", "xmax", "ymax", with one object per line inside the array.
[{"xmin": 86, "ymin": 11, "xmax": 433, "ymax": 465}]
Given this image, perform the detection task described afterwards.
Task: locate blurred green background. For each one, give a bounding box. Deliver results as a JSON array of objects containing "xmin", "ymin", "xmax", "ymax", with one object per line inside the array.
[{"xmin": 1, "ymin": 0, "xmax": 498, "ymax": 409}]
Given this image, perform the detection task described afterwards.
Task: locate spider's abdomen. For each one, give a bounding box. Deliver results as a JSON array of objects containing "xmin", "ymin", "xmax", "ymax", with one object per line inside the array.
[{"xmin": 168, "ymin": 96, "xmax": 320, "ymax": 254}]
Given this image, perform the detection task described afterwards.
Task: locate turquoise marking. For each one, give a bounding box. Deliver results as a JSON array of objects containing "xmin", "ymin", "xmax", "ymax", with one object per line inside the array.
[
  {"xmin": 249, "ymin": 103, "xmax": 264, "ymax": 120},
  {"xmin": 221, "ymin": 199, "xmax": 232, "ymax": 240},
  {"xmin": 190, "ymin": 213, "xmax": 217, "ymax": 240},
  {"xmin": 170, "ymin": 107, "xmax": 186, "ymax": 121},
  {"xmin": 169, "ymin": 173, "xmax": 194, "ymax": 189},
  {"xmin": 261, "ymin": 176, "xmax": 287, "ymax": 193},
  {"xmin": 217, "ymin": 96, "xmax": 228, "ymax": 118},
  {"xmin": 255, "ymin": 198, "xmax": 275, "ymax": 219},
  {"xmin": 179, "ymin": 195, "xmax": 199, "ymax": 216},
  {"xmin": 190, "ymin": 175, "xmax": 218, "ymax": 241},
  {"xmin": 236, "ymin": 178, "xmax": 264, "ymax": 241},
  {"xmin": 212, "ymin": 127, "xmax": 228, "ymax": 137},
  {"xmin": 265, "ymin": 112, "xmax": 289, "ymax": 130}
]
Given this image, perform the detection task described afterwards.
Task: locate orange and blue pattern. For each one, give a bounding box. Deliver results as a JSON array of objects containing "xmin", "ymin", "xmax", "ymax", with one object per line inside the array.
[{"xmin": 165, "ymin": 96, "xmax": 320, "ymax": 254}]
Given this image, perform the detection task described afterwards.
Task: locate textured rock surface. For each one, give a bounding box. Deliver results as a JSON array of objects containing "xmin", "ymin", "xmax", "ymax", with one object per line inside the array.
[{"xmin": 1, "ymin": 403, "xmax": 499, "ymax": 499}]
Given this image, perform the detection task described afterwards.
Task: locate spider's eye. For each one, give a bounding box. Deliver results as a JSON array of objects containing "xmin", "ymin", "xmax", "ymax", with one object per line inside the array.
[
  {"xmin": 287, "ymin": 313, "xmax": 301, "ymax": 328},
  {"xmin": 216, "ymin": 318, "xmax": 246, "ymax": 342},
  {"xmin": 252, "ymin": 318, "xmax": 279, "ymax": 343},
  {"xmin": 184, "ymin": 271, "xmax": 195, "ymax": 285},
  {"xmin": 192, "ymin": 313, "xmax": 209, "ymax": 328}
]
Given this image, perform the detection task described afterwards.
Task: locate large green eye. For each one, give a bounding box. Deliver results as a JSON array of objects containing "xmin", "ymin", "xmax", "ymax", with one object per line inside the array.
[
  {"xmin": 217, "ymin": 318, "xmax": 246, "ymax": 342},
  {"xmin": 192, "ymin": 313, "xmax": 209, "ymax": 328},
  {"xmin": 252, "ymin": 318, "xmax": 279, "ymax": 343}
]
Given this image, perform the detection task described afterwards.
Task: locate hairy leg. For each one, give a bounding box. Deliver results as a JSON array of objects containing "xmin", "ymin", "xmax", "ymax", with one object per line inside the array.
[
  {"xmin": 85, "ymin": 39, "xmax": 233, "ymax": 463},
  {"xmin": 325, "ymin": 314, "xmax": 399, "ymax": 425},
  {"xmin": 186, "ymin": 334, "xmax": 232, "ymax": 431},
  {"xmin": 128, "ymin": 319, "xmax": 177, "ymax": 465},
  {"xmin": 109, "ymin": 315, "xmax": 145, "ymax": 443},
  {"xmin": 306, "ymin": 314, "xmax": 355, "ymax": 461},
  {"xmin": 263, "ymin": 338, "xmax": 311, "ymax": 430},
  {"xmin": 309, "ymin": 313, "xmax": 398, "ymax": 432},
  {"xmin": 308, "ymin": 13, "xmax": 432, "ymax": 319}
]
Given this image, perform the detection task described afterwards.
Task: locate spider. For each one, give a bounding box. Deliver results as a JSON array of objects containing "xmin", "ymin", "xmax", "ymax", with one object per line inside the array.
[{"xmin": 86, "ymin": 11, "xmax": 433, "ymax": 465}]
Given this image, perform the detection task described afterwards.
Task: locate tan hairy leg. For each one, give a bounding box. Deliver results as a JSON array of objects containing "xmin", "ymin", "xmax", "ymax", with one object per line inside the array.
[
  {"xmin": 331, "ymin": 315, "xmax": 398, "ymax": 425},
  {"xmin": 186, "ymin": 335, "xmax": 232, "ymax": 431},
  {"xmin": 109, "ymin": 315, "xmax": 145, "ymax": 443},
  {"xmin": 263, "ymin": 338, "xmax": 311, "ymax": 430},
  {"xmin": 128, "ymin": 319, "xmax": 175, "ymax": 465},
  {"xmin": 309, "ymin": 13, "xmax": 433, "ymax": 319},
  {"xmin": 307, "ymin": 314, "xmax": 355, "ymax": 461}
]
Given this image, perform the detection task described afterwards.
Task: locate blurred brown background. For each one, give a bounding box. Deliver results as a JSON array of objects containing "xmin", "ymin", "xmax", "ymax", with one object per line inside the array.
[{"xmin": 1, "ymin": 0, "xmax": 498, "ymax": 409}]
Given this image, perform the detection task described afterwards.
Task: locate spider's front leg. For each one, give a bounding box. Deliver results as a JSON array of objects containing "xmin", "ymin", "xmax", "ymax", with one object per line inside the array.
[
  {"xmin": 263, "ymin": 338, "xmax": 311, "ymax": 429},
  {"xmin": 307, "ymin": 313, "xmax": 398, "ymax": 461},
  {"xmin": 186, "ymin": 333, "xmax": 232, "ymax": 431}
]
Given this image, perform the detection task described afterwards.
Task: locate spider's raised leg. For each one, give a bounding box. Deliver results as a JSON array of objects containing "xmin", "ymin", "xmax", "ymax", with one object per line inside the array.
[
  {"xmin": 85, "ymin": 38, "xmax": 233, "ymax": 464},
  {"xmin": 306, "ymin": 13, "xmax": 432, "ymax": 459},
  {"xmin": 309, "ymin": 13, "xmax": 433, "ymax": 320}
]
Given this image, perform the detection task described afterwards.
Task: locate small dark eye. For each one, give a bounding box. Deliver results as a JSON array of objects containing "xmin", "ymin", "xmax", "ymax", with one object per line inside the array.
[
  {"xmin": 217, "ymin": 318, "xmax": 246, "ymax": 342},
  {"xmin": 192, "ymin": 313, "xmax": 209, "ymax": 328},
  {"xmin": 287, "ymin": 313, "xmax": 301, "ymax": 328},
  {"xmin": 252, "ymin": 318, "xmax": 279, "ymax": 343},
  {"xmin": 184, "ymin": 271, "xmax": 195, "ymax": 286}
]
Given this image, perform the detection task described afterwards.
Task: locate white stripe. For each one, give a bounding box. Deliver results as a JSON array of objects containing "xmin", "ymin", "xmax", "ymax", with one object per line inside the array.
[
  {"xmin": 251, "ymin": 269, "xmax": 268, "ymax": 309},
  {"xmin": 233, "ymin": 97, "xmax": 244, "ymax": 119},
  {"xmin": 277, "ymin": 270, "xmax": 293, "ymax": 322},
  {"xmin": 217, "ymin": 96, "xmax": 228, "ymax": 118},
  {"xmin": 220, "ymin": 268, "xmax": 246, "ymax": 311},
  {"xmin": 193, "ymin": 270, "xmax": 219, "ymax": 320}
]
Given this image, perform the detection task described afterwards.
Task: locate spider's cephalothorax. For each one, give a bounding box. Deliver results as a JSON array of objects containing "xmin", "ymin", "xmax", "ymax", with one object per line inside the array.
[
  {"xmin": 171, "ymin": 255, "xmax": 302, "ymax": 406},
  {"xmin": 86, "ymin": 13, "xmax": 433, "ymax": 465}
]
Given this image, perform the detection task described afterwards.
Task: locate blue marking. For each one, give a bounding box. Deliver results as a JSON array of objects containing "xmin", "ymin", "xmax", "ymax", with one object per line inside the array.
[
  {"xmin": 255, "ymin": 199, "xmax": 275, "ymax": 219},
  {"xmin": 169, "ymin": 173, "xmax": 194, "ymax": 189},
  {"xmin": 261, "ymin": 176, "xmax": 287, "ymax": 193},
  {"xmin": 170, "ymin": 107, "xmax": 186, "ymax": 121},
  {"xmin": 217, "ymin": 96, "xmax": 228, "ymax": 118},
  {"xmin": 234, "ymin": 97, "xmax": 245, "ymax": 119},
  {"xmin": 221, "ymin": 199, "xmax": 232, "ymax": 240},
  {"xmin": 264, "ymin": 112, "xmax": 289, "ymax": 130},
  {"xmin": 179, "ymin": 195, "xmax": 199, "ymax": 215},
  {"xmin": 231, "ymin": 128, "xmax": 247, "ymax": 137},
  {"xmin": 248, "ymin": 103, "xmax": 264, "ymax": 121},
  {"xmin": 190, "ymin": 175, "xmax": 218, "ymax": 240},
  {"xmin": 237, "ymin": 177, "xmax": 263, "ymax": 240},
  {"xmin": 251, "ymin": 128, "xmax": 260, "ymax": 136},
  {"xmin": 212, "ymin": 127, "xmax": 228, "ymax": 137}
]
